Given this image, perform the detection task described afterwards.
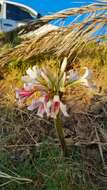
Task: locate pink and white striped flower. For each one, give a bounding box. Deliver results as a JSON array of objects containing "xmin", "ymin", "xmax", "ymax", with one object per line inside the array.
[
  {"xmin": 48, "ymin": 95, "xmax": 69, "ymax": 119},
  {"xmin": 15, "ymin": 58, "xmax": 95, "ymax": 120},
  {"xmin": 27, "ymin": 95, "xmax": 69, "ymax": 119},
  {"xmin": 16, "ymin": 88, "xmax": 34, "ymax": 100},
  {"xmin": 28, "ymin": 95, "xmax": 49, "ymax": 118}
]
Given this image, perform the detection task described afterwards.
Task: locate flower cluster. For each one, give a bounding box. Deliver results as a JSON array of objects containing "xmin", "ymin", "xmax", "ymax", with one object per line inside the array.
[{"xmin": 16, "ymin": 58, "xmax": 95, "ymax": 119}]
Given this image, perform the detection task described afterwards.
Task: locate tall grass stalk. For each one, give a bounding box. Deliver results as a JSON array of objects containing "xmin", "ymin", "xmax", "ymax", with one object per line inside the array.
[{"xmin": 0, "ymin": 171, "xmax": 32, "ymax": 186}]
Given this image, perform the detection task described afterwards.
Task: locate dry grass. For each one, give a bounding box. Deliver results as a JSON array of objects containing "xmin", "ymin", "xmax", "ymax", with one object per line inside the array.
[{"xmin": 0, "ymin": 3, "xmax": 107, "ymax": 67}]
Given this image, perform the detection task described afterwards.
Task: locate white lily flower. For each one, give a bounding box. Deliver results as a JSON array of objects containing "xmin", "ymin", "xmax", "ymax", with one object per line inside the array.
[
  {"xmin": 80, "ymin": 79, "xmax": 96, "ymax": 89},
  {"xmin": 68, "ymin": 70, "xmax": 79, "ymax": 82},
  {"xmin": 27, "ymin": 99, "xmax": 41, "ymax": 111},
  {"xmin": 79, "ymin": 67, "xmax": 95, "ymax": 88},
  {"xmin": 16, "ymin": 88, "xmax": 34, "ymax": 101},
  {"xmin": 28, "ymin": 98, "xmax": 45, "ymax": 117},
  {"xmin": 26, "ymin": 66, "xmax": 41, "ymax": 80},
  {"xmin": 40, "ymin": 70, "xmax": 52, "ymax": 89},
  {"xmin": 50, "ymin": 95, "xmax": 69, "ymax": 119},
  {"xmin": 24, "ymin": 83, "xmax": 34, "ymax": 91},
  {"xmin": 22, "ymin": 75, "xmax": 35, "ymax": 83},
  {"xmin": 80, "ymin": 67, "xmax": 92, "ymax": 80},
  {"xmin": 60, "ymin": 102, "xmax": 69, "ymax": 117},
  {"xmin": 46, "ymin": 100, "xmax": 52, "ymax": 117},
  {"xmin": 28, "ymin": 95, "xmax": 49, "ymax": 117},
  {"xmin": 22, "ymin": 66, "xmax": 41, "ymax": 84},
  {"xmin": 37, "ymin": 105, "xmax": 46, "ymax": 118}
]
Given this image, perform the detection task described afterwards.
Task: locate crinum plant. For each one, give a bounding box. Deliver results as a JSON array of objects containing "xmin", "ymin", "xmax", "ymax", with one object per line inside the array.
[{"xmin": 16, "ymin": 58, "xmax": 95, "ymax": 156}]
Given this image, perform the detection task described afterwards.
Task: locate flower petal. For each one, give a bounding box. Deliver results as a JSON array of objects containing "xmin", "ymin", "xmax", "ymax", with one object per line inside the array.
[
  {"xmin": 26, "ymin": 68, "xmax": 35, "ymax": 79},
  {"xmin": 60, "ymin": 102, "xmax": 69, "ymax": 117},
  {"xmin": 40, "ymin": 70, "xmax": 52, "ymax": 88},
  {"xmin": 22, "ymin": 75, "xmax": 31, "ymax": 83},
  {"xmin": 81, "ymin": 67, "xmax": 92, "ymax": 80},
  {"xmin": 27, "ymin": 100, "xmax": 40, "ymax": 111},
  {"xmin": 37, "ymin": 103, "xmax": 45, "ymax": 118},
  {"xmin": 50, "ymin": 95, "xmax": 60, "ymax": 119},
  {"xmin": 16, "ymin": 88, "xmax": 33, "ymax": 100},
  {"xmin": 26, "ymin": 66, "xmax": 41, "ymax": 80},
  {"xmin": 68, "ymin": 70, "xmax": 79, "ymax": 81},
  {"xmin": 80, "ymin": 79, "xmax": 96, "ymax": 89},
  {"xmin": 24, "ymin": 83, "xmax": 34, "ymax": 91},
  {"xmin": 46, "ymin": 100, "xmax": 52, "ymax": 117}
]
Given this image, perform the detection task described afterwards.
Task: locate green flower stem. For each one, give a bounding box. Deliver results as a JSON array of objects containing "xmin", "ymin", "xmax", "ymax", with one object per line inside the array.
[{"xmin": 54, "ymin": 113, "xmax": 68, "ymax": 156}]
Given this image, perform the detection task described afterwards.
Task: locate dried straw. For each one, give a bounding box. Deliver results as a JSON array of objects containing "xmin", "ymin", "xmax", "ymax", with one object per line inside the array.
[{"xmin": 0, "ymin": 3, "xmax": 107, "ymax": 67}]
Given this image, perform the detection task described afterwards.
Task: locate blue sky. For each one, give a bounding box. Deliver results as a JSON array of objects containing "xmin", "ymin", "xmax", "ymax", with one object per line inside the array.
[
  {"xmin": 11, "ymin": 0, "xmax": 96, "ymax": 15},
  {"xmin": 10, "ymin": 0, "xmax": 106, "ymax": 35}
]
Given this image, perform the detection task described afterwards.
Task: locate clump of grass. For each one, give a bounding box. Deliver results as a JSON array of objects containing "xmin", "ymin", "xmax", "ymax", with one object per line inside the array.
[
  {"xmin": 0, "ymin": 142, "xmax": 99, "ymax": 190},
  {"xmin": 0, "ymin": 170, "xmax": 32, "ymax": 188}
]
